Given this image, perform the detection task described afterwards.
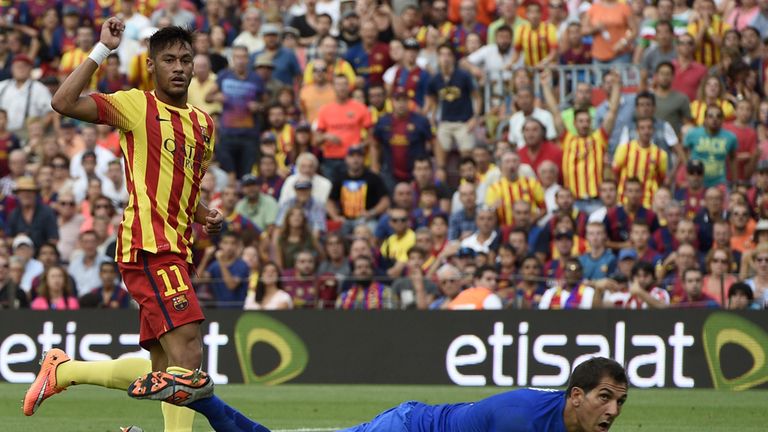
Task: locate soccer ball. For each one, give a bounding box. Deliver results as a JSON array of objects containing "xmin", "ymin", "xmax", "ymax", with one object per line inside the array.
[{"xmin": 120, "ymin": 427, "xmax": 144, "ymax": 432}]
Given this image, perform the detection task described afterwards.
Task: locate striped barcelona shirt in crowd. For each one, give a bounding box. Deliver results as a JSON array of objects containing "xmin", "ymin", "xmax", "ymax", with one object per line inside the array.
[
  {"xmin": 687, "ymin": 16, "xmax": 729, "ymax": 67},
  {"xmin": 613, "ymin": 140, "xmax": 668, "ymax": 208},
  {"xmin": 513, "ymin": 22, "xmax": 557, "ymax": 67},
  {"xmin": 484, "ymin": 176, "xmax": 545, "ymax": 227},
  {"xmin": 689, "ymin": 99, "xmax": 735, "ymax": 126},
  {"xmin": 90, "ymin": 89, "xmax": 215, "ymax": 263},
  {"xmin": 561, "ymin": 128, "xmax": 608, "ymax": 200}
]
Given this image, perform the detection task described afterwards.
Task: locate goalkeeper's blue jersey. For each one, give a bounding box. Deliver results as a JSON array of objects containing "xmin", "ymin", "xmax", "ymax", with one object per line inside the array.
[{"xmin": 407, "ymin": 388, "xmax": 567, "ymax": 432}]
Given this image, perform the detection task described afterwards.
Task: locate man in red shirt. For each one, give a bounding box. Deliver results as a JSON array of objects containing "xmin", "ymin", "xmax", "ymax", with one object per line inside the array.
[
  {"xmin": 518, "ymin": 117, "xmax": 563, "ymax": 177},
  {"xmin": 314, "ymin": 74, "xmax": 373, "ymax": 179},
  {"xmin": 724, "ymin": 99, "xmax": 759, "ymax": 182},
  {"xmin": 671, "ymin": 33, "xmax": 707, "ymax": 101}
]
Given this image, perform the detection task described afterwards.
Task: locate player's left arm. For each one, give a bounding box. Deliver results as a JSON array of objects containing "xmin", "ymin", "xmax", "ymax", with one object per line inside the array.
[{"xmin": 51, "ymin": 17, "xmax": 124, "ymax": 123}]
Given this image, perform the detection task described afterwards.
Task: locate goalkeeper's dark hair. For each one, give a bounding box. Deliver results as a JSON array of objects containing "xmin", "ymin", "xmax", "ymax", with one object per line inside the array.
[
  {"xmin": 149, "ymin": 26, "xmax": 194, "ymax": 59},
  {"xmin": 566, "ymin": 357, "xmax": 627, "ymax": 397}
]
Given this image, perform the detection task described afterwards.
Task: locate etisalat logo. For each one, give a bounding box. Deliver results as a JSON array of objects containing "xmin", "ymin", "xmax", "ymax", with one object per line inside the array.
[
  {"xmin": 234, "ymin": 314, "xmax": 308, "ymax": 385},
  {"xmin": 702, "ymin": 313, "xmax": 768, "ymax": 391}
]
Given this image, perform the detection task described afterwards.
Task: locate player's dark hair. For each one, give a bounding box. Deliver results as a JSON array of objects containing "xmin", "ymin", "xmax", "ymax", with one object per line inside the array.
[
  {"xmin": 566, "ymin": 357, "xmax": 627, "ymax": 398},
  {"xmin": 149, "ymin": 26, "xmax": 194, "ymax": 59}
]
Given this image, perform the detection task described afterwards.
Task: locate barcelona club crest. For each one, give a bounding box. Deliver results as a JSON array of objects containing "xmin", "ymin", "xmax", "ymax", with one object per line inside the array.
[{"xmin": 172, "ymin": 294, "xmax": 189, "ymax": 311}]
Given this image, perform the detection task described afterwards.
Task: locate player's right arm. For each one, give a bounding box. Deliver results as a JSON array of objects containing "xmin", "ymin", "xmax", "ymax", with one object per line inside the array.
[{"xmin": 51, "ymin": 17, "xmax": 124, "ymax": 123}]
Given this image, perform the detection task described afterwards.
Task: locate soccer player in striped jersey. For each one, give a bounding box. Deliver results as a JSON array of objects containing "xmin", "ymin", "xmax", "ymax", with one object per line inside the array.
[
  {"xmin": 612, "ymin": 117, "xmax": 669, "ymax": 208},
  {"xmin": 25, "ymin": 17, "xmax": 269, "ymax": 432},
  {"xmin": 541, "ymin": 68, "xmax": 621, "ymax": 214}
]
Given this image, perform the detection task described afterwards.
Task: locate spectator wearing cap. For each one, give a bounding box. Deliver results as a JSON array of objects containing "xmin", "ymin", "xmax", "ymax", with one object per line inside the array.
[
  {"xmin": 254, "ymin": 54, "xmax": 282, "ymax": 101},
  {"xmin": 276, "ymin": 176, "xmax": 326, "ymax": 236},
  {"xmin": 150, "ymin": 0, "xmax": 195, "ymax": 30},
  {"xmin": 425, "ymin": 43, "xmax": 480, "ymax": 169},
  {"xmin": 372, "ymin": 88, "xmax": 433, "ymax": 188},
  {"xmin": 314, "ymin": 74, "xmax": 373, "ymax": 178},
  {"xmin": 11, "ymin": 234, "xmax": 44, "ymax": 295},
  {"xmin": 279, "ymin": 152, "xmax": 332, "ymax": 206},
  {"xmin": 674, "ymin": 160, "xmax": 706, "ymax": 219},
  {"xmin": 252, "ymin": 23, "xmax": 302, "ymax": 86},
  {"xmin": 298, "ymin": 57, "xmax": 336, "ymax": 123},
  {"xmin": 207, "ymin": 45, "xmax": 266, "ymax": 180},
  {"xmin": 336, "ymin": 9, "xmax": 360, "ymax": 50},
  {"xmin": 7, "ymin": 177, "xmax": 58, "ymax": 251},
  {"xmin": 188, "ymin": 54, "xmax": 222, "ymax": 117},
  {"xmin": 234, "ymin": 175, "xmax": 278, "ymax": 234},
  {"xmin": 382, "ymin": 38, "xmax": 430, "ymax": 107},
  {"xmin": 539, "ymin": 258, "xmax": 596, "ymax": 310},
  {"xmin": 0, "ymin": 53, "xmax": 53, "ymax": 135},
  {"xmin": 543, "ymin": 227, "xmax": 578, "ymax": 281},
  {"xmin": 327, "ymin": 145, "xmax": 390, "ymax": 236}
]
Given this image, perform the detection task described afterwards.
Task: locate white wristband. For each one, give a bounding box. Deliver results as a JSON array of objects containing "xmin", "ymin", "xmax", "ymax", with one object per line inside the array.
[{"xmin": 88, "ymin": 42, "xmax": 111, "ymax": 65}]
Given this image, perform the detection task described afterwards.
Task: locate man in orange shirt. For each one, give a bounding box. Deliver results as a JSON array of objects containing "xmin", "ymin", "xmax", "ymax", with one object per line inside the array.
[
  {"xmin": 299, "ymin": 58, "xmax": 335, "ymax": 123},
  {"xmin": 314, "ymin": 74, "xmax": 373, "ymax": 179},
  {"xmin": 446, "ymin": 265, "xmax": 504, "ymax": 309},
  {"xmin": 448, "ymin": 0, "xmax": 497, "ymax": 26}
]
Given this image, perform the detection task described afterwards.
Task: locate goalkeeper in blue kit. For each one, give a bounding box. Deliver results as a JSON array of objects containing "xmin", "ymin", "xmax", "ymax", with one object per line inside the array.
[{"xmin": 339, "ymin": 356, "xmax": 627, "ymax": 432}]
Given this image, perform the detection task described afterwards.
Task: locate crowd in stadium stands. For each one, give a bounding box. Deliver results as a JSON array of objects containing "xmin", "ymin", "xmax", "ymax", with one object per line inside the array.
[{"xmin": 0, "ymin": 0, "xmax": 768, "ymax": 312}]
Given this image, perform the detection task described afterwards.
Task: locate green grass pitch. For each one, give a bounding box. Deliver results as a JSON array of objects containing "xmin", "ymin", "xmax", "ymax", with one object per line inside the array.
[{"xmin": 3, "ymin": 383, "xmax": 764, "ymax": 431}]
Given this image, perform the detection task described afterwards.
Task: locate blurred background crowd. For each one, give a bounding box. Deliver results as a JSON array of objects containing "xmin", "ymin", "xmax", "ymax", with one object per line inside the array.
[{"xmin": 0, "ymin": 0, "xmax": 766, "ymax": 311}]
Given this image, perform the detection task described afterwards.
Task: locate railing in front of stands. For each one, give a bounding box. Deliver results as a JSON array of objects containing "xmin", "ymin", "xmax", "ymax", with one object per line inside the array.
[{"xmin": 482, "ymin": 64, "xmax": 642, "ymax": 114}]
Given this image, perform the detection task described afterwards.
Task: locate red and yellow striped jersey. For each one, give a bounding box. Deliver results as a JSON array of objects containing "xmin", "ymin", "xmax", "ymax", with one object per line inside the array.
[
  {"xmin": 484, "ymin": 176, "xmax": 545, "ymax": 227},
  {"xmin": 687, "ymin": 16, "xmax": 729, "ymax": 67},
  {"xmin": 129, "ymin": 51, "xmax": 154, "ymax": 91},
  {"xmin": 416, "ymin": 22, "xmax": 455, "ymax": 46},
  {"xmin": 562, "ymin": 128, "xmax": 608, "ymax": 200},
  {"xmin": 59, "ymin": 48, "xmax": 98, "ymax": 89},
  {"xmin": 513, "ymin": 22, "xmax": 558, "ymax": 67},
  {"xmin": 303, "ymin": 58, "xmax": 357, "ymax": 86},
  {"xmin": 90, "ymin": 89, "xmax": 216, "ymax": 263},
  {"xmin": 690, "ymin": 99, "xmax": 735, "ymax": 126},
  {"xmin": 612, "ymin": 140, "xmax": 668, "ymax": 208}
]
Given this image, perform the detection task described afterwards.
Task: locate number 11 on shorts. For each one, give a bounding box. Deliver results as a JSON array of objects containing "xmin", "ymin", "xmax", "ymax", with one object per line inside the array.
[{"xmin": 157, "ymin": 265, "xmax": 190, "ymax": 297}]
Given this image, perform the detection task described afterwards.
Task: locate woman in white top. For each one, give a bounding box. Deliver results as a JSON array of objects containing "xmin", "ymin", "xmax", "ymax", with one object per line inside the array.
[
  {"xmin": 243, "ymin": 262, "xmax": 294, "ymax": 310},
  {"xmin": 745, "ymin": 244, "xmax": 768, "ymax": 309}
]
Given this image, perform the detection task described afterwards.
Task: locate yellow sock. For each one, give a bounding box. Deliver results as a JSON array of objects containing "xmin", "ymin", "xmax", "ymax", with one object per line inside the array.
[
  {"xmin": 163, "ymin": 366, "xmax": 196, "ymax": 432},
  {"xmin": 55, "ymin": 358, "xmax": 151, "ymax": 389}
]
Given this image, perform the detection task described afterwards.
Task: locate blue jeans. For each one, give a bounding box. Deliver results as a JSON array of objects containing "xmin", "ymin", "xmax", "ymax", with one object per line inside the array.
[{"xmin": 337, "ymin": 401, "xmax": 417, "ymax": 432}]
